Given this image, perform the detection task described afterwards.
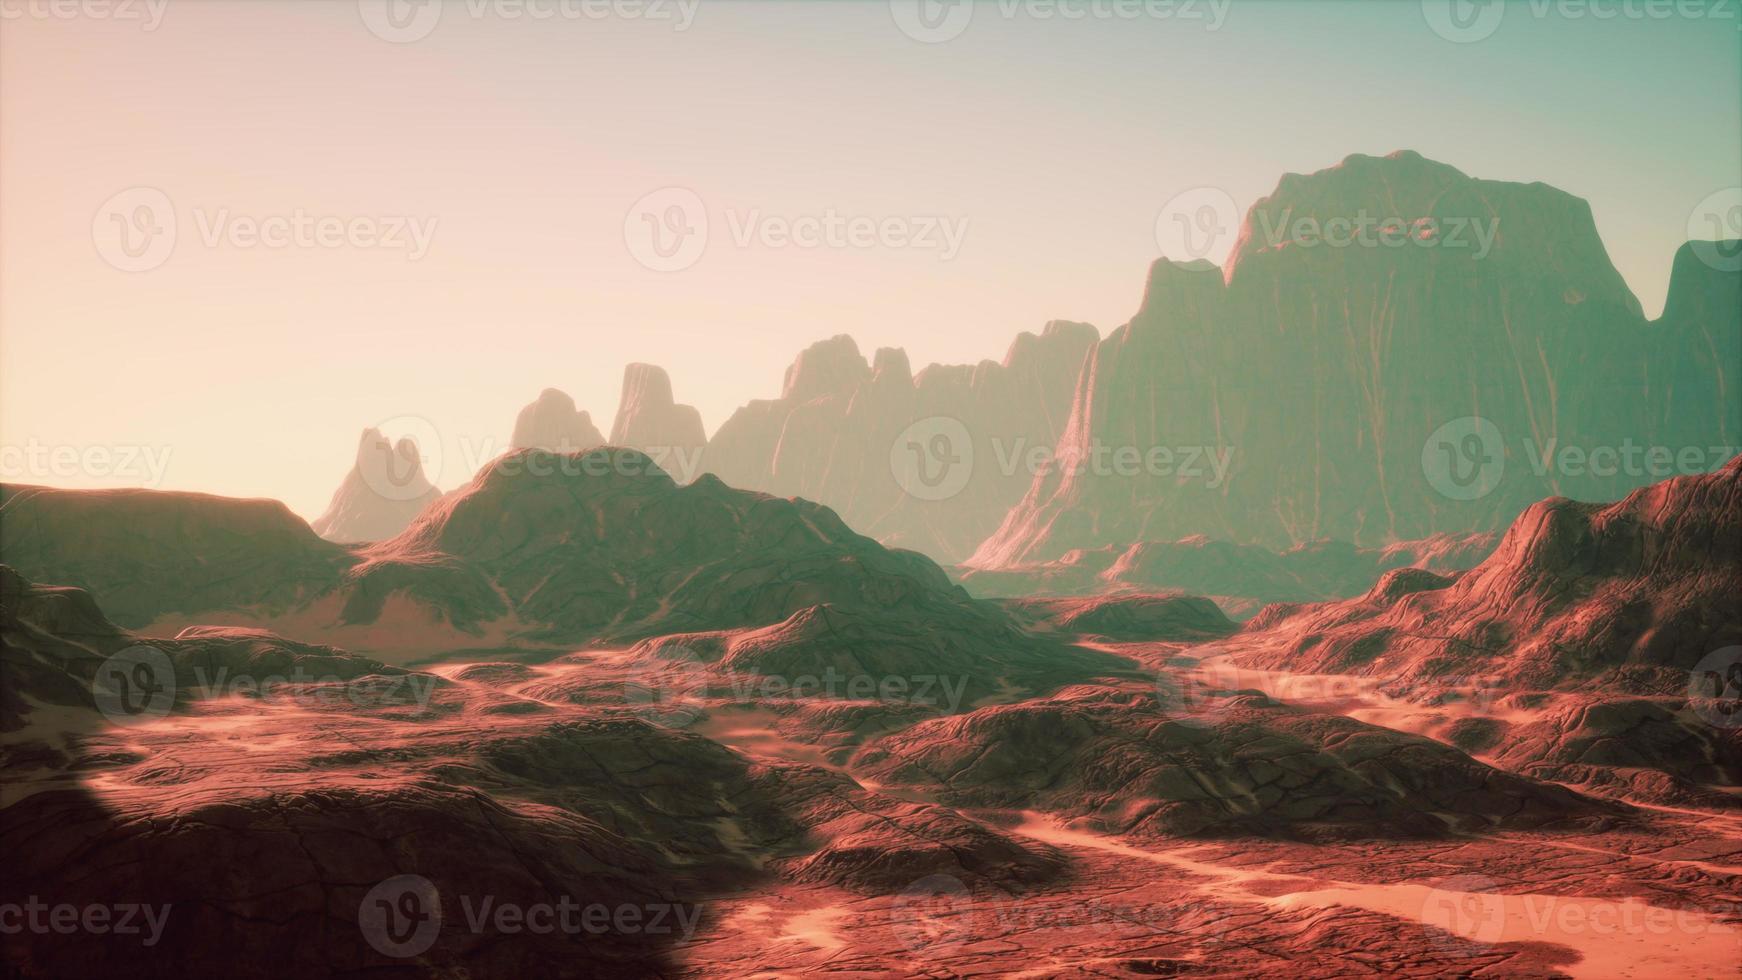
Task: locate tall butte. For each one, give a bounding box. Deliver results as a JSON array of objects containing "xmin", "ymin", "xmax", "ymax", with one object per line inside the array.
[
  {"xmin": 609, "ymin": 363, "xmax": 708, "ymax": 483},
  {"xmin": 970, "ymin": 150, "xmax": 1740, "ymax": 567}
]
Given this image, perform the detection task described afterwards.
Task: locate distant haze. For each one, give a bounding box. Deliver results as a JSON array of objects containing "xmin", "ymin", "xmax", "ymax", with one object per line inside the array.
[{"xmin": 2, "ymin": 1, "xmax": 1737, "ymax": 519}]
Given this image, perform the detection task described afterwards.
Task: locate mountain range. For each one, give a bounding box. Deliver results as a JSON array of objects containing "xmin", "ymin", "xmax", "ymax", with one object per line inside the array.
[{"xmin": 302, "ymin": 152, "xmax": 1738, "ymax": 589}]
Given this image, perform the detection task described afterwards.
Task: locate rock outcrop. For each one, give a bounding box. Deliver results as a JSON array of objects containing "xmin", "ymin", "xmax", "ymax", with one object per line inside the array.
[
  {"xmin": 1240, "ymin": 456, "xmax": 1742, "ymax": 695},
  {"xmin": 971, "ymin": 152, "xmax": 1740, "ymax": 567},
  {"xmin": 0, "ymin": 484, "xmax": 348, "ymax": 628},
  {"xmin": 704, "ymin": 323, "xmax": 1097, "ymax": 563},
  {"xmin": 310, "ymin": 428, "xmax": 443, "ymax": 544},
  {"xmin": 351, "ymin": 447, "xmax": 1118, "ymax": 693},
  {"xmin": 0, "ymin": 565, "xmax": 1066, "ymax": 978},
  {"xmin": 1002, "ymin": 593, "xmax": 1237, "ymax": 642},
  {"xmin": 510, "ymin": 387, "xmax": 606, "ymax": 453},
  {"xmin": 853, "ymin": 682, "xmax": 1604, "ymax": 840},
  {"xmin": 608, "ymin": 364, "xmax": 707, "ymax": 483}
]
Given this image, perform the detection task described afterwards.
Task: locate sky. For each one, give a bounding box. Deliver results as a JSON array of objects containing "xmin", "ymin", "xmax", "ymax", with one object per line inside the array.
[{"xmin": 2, "ymin": 0, "xmax": 1738, "ymax": 519}]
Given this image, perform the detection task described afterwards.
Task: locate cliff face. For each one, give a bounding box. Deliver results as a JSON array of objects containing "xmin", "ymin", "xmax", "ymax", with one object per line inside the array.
[
  {"xmin": 972, "ymin": 151, "xmax": 1740, "ymax": 566},
  {"xmin": 310, "ymin": 428, "xmax": 443, "ymax": 544},
  {"xmin": 703, "ymin": 322, "xmax": 1098, "ymax": 563},
  {"xmin": 608, "ymin": 364, "xmax": 708, "ymax": 482}
]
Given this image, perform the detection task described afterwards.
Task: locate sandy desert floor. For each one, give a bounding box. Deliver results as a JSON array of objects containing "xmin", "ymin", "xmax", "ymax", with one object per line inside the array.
[{"xmin": 10, "ymin": 635, "xmax": 1737, "ymax": 979}]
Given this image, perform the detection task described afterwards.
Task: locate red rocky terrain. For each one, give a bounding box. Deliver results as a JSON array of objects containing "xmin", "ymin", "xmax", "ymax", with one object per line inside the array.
[
  {"xmin": 4, "ymin": 150, "xmax": 1738, "ymax": 978},
  {"xmin": 4, "ymin": 451, "xmax": 1740, "ymax": 978}
]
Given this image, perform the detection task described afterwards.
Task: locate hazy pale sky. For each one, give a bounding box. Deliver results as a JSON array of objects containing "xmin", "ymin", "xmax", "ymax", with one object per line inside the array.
[{"xmin": 3, "ymin": 0, "xmax": 1738, "ymax": 519}]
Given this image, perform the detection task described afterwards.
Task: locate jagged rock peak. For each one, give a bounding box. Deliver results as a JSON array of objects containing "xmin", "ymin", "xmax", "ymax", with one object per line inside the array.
[
  {"xmin": 1136, "ymin": 256, "xmax": 1226, "ymax": 319},
  {"xmin": 871, "ymin": 346, "xmax": 913, "ymax": 385},
  {"xmin": 617, "ymin": 363, "xmax": 678, "ymax": 413},
  {"xmin": 1662, "ymin": 239, "xmax": 1742, "ymax": 322},
  {"xmin": 308, "ymin": 427, "xmax": 440, "ymax": 544},
  {"xmin": 1004, "ymin": 320, "xmax": 1099, "ymax": 369},
  {"xmin": 1224, "ymin": 149, "xmax": 1630, "ymax": 306},
  {"xmin": 351, "ymin": 428, "xmax": 427, "ymax": 482},
  {"xmin": 782, "ymin": 334, "xmax": 871, "ymax": 401},
  {"xmin": 608, "ymin": 365, "xmax": 706, "ymax": 481},
  {"xmin": 511, "ymin": 388, "xmax": 606, "ymax": 453}
]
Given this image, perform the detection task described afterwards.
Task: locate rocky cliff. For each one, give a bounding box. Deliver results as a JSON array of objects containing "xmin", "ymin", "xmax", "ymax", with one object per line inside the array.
[{"xmin": 971, "ymin": 151, "xmax": 1740, "ymax": 566}]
